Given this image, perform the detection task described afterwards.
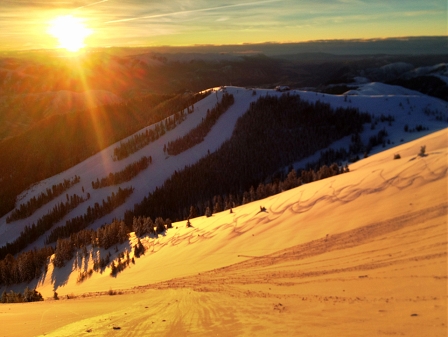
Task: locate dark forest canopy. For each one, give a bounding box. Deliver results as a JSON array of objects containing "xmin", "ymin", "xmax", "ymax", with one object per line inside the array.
[{"xmin": 131, "ymin": 93, "xmax": 371, "ymax": 221}]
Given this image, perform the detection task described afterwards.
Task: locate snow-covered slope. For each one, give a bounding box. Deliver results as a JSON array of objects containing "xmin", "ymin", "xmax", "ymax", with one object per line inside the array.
[
  {"xmin": 0, "ymin": 84, "xmax": 447, "ymax": 250},
  {"xmin": 35, "ymin": 127, "xmax": 447, "ymax": 295},
  {"xmin": 402, "ymin": 63, "xmax": 448, "ymax": 84},
  {"xmin": 3, "ymin": 126, "xmax": 447, "ymax": 337}
]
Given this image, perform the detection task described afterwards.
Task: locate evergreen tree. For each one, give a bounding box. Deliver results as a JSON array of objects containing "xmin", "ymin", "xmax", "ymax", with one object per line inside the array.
[
  {"xmin": 155, "ymin": 217, "xmax": 166, "ymax": 234},
  {"xmin": 205, "ymin": 207, "xmax": 212, "ymax": 217},
  {"xmin": 110, "ymin": 261, "xmax": 117, "ymax": 276},
  {"xmin": 165, "ymin": 218, "xmax": 172, "ymax": 229},
  {"xmin": 189, "ymin": 205, "xmax": 198, "ymax": 219}
]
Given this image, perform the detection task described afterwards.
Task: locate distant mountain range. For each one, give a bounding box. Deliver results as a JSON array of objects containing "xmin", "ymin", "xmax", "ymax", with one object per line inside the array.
[{"xmin": 0, "ymin": 43, "xmax": 447, "ymax": 141}]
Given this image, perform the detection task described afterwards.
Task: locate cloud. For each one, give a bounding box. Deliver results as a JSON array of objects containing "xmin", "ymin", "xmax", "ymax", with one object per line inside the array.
[
  {"xmin": 104, "ymin": 0, "xmax": 281, "ymax": 24},
  {"xmin": 1, "ymin": 0, "xmax": 446, "ymax": 50},
  {"xmin": 73, "ymin": 0, "xmax": 109, "ymax": 11},
  {"xmin": 2, "ymin": 1, "xmax": 100, "ymax": 9}
]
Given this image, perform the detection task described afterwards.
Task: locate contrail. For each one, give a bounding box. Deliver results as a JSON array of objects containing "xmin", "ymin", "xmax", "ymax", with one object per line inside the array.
[
  {"xmin": 74, "ymin": 0, "xmax": 109, "ymax": 11},
  {"xmin": 2, "ymin": 0, "xmax": 109, "ymax": 7},
  {"xmin": 105, "ymin": 0, "xmax": 280, "ymax": 24}
]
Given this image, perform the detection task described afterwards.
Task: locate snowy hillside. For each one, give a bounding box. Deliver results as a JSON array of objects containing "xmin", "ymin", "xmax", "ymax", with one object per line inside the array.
[
  {"xmin": 3, "ymin": 125, "xmax": 447, "ymax": 337},
  {"xmin": 402, "ymin": 63, "xmax": 448, "ymax": 83},
  {"xmin": 0, "ymin": 84, "xmax": 447, "ymax": 251}
]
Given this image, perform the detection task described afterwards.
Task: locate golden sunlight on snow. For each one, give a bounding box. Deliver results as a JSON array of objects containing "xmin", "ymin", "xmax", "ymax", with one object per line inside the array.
[{"xmin": 3, "ymin": 129, "xmax": 447, "ymax": 337}]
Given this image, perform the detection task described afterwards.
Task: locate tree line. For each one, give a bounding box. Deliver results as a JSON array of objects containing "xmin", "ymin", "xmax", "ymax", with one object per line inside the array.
[
  {"xmin": 112, "ymin": 91, "xmax": 210, "ymax": 161},
  {"xmin": 0, "ymin": 92, "xmax": 375, "ymax": 287},
  {"xmin": 0, "ymin": 163, "xmax": 345, "ymax": 286},
  {"xmin": 323, "ymin": 127, "xmax": 389, "ymax": 164},
  {"xmin": 187, "ymin": 164, "xmax": 347, "ymax": 220},
  {"xmin": 0, "ymin": 91, "xmax": 209, "ymax": 219},
  {"xmin": 112, "ymin": 103, "xmax": 197, "ymax": 161},
  {"xmin": 45, "ymin": 186, "xmax": 134, "ymax": 244},
  {"xmin": 92, "ymin": 156, "xmax": 151, "ymax": 189},
  {"xmin": 52, "ymin": 215, "xmax": 167, "ymax": 275},
  {"xmin": 0, "ymin": 211, "xmax": 175, "ymax": 285},
  {"xmin": 132, "ymin": 163, "xmax": 347, "ymax": 222},
  {"xmin": 1, "ymin": 287, "xmax": 44, "ymax": 303},
  {"xmin": 113, "ymin": 123, "xmax": 169, "ymax": 161},
  {"xmin": 6, "ymin": 175, "xmax": 80, "ymax": 223},
  {"xmin": 0, "ymin": 246, "xmax": 54, "ymax": 286},
  {"xmin": 129, "ymin": 93, "xmax": 371, "ymax": 221},
  {"xmin": 166, "ymin": 92, "xmax": 235, "ymax": 155},
  {"xmin": 0, "ymin": 186, "xmax": 140, "ymax": 286},
  {"xmin": 52, "ymin": 218, "xmax": 130, "ymax": 269},
  {"xmin": 132, "ymin": 216, "xmax": 172, "ymax": 237},
  {"xmin": 0, "ymin": 193, "xmax": 86, "ymax": 260}
]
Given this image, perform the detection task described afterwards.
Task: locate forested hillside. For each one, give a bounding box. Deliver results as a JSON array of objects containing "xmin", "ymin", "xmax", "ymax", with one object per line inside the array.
[
  {"xmin": 131, "ymin": 93, "xmax": 371, "ymax": 221},
  {"xmin": 0, "ymin": 92, "xmax": 372, "ymax": 286},
  {"xmin": 1, "ymin": 83, "xmax": 447, "ymax": 288},
  {"xmin": 0, "ymin": 92, "xmax": 207, "ymax": 218}
]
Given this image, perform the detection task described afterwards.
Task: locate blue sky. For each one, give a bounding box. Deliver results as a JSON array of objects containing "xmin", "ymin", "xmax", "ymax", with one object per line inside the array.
[{"xmin": 1, "ymin": 0, "xmax": 446, "ymax": 50}]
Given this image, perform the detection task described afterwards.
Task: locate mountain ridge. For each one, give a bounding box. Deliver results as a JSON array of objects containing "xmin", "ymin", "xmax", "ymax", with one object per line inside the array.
[{"xmin": 1, "ymin": 84, "xmax": 447, "ymax": 250}]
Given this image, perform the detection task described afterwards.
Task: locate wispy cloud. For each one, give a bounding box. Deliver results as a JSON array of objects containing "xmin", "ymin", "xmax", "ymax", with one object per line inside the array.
[
  {"xmin": 2, "ymin": 1, "xmax": 104, "ymax": 9},
  {"xmin": 1, "ymin": 0, "xmax": 446, "ymax": 50},
  {"xmin": 105, "ymin": 0, "xmax": 281, "ymax": 24},
  {"xmin": 73, "ymin": 0, "xmax": 109, "ymax": 11}
]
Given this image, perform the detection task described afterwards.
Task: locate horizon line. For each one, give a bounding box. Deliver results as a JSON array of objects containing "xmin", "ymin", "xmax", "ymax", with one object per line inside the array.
[{"xmin": 1, "ymin": 35, "xmax": 446, "ymax": 54}]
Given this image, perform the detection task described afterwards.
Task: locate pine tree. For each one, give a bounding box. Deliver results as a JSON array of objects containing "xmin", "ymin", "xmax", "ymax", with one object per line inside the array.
[
  {"xmin": 134, "ymin": 239, "xmax": 145, "ymax": 258},
  {"xmin": 143, "ymin": 217, "xmax": 154, "ymax": 235},
  {"xmin": 110, "ymin": 261, "xmax": 117, "ymax": 276},
  {"xmin": 188, "ymin": 205, "xmax": 198, "ymax": 219},
  {"xmin": 165, "ymin": 218, "xmax": 172, "ymax": 229},
  {"xmin": 155, "ymin": 217, "xmax": 165, "ymax": 234},
  {"xmin": 205, "ymin": 207, "xmax": 212, "ymax": 217},
  {"xmin": 23, "ymin": 287, "xmax": 33, "ymax": 302}
]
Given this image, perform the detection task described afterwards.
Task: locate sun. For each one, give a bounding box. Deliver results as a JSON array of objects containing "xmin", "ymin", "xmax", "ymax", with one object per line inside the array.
[{"xmin": 48, "ymin": 15, "xmax": 92, "ymax": 52}]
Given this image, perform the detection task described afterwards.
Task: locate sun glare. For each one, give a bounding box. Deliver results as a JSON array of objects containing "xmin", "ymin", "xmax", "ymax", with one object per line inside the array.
[{"xmin": 48, "ymin": 15, "xmax": 92, "ymax": 52}]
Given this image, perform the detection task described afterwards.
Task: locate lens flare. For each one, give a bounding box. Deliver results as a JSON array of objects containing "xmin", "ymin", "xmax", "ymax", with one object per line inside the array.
[{"xmin": 48, "ymin": 15, "xmax": 92, "ymax": 52}]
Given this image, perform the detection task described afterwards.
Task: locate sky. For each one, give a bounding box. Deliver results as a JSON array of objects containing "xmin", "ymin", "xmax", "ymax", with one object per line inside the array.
[{"xmin": 1, "ymin": 0, "xmax": 446, "ymax": 51}]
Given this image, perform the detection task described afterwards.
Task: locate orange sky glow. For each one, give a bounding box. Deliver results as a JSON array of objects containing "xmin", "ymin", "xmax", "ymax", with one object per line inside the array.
[{"xmin": 0, "ymin": 0, "xmax": 446, "ymax": 51}]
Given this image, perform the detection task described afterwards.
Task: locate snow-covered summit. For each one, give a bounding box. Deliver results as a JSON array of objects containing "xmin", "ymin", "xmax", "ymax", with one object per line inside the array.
[{"xmin": 344, "ymin": 82, "xmax": 423, "ymax": 96}]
